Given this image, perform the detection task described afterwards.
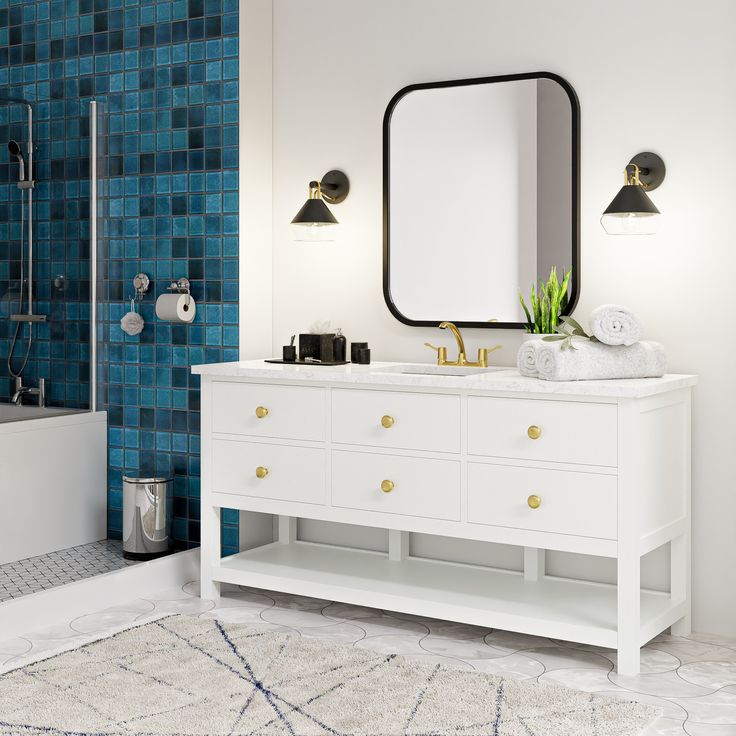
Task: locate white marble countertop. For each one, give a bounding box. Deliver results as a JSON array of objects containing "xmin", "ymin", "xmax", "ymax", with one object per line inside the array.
[{"xmin": 192, "ymin": 360, "xmax": 697, "ymax": 399}]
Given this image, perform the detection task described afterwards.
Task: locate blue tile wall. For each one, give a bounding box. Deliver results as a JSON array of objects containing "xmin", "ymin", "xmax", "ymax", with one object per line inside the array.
[
  {"xmin": 0, "ymin": 0, "xmax": 240, "ymax": 555},
  {"xmin": 0, "ymin": 89, "xmax": 93, "ymax": 407}
]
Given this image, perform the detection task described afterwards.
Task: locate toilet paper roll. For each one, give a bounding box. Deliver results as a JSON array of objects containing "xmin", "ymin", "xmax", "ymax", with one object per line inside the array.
[{"xmin": 155, "ymin": 293, "xmax": 196, "ymax": 323}]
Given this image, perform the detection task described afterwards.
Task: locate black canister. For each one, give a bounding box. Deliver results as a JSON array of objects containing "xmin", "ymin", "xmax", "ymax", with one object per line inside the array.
[
  {"xmin": 350, "ymin": 342, "xmax": 368, "ymax": 363},
  {"xmin": 333, "ymin": 328, "xmax": 346, "ymax": 362}
]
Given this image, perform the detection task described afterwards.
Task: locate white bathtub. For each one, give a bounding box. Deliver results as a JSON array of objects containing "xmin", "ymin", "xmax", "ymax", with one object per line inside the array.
[{"xmin": 0, "ymin": 405, "xmax": 107, "ymax": 565}]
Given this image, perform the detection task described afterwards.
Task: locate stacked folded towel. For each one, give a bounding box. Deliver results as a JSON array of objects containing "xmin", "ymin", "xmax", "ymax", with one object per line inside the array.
[
  {"xmin": 517, "ymin": 305, "xmax": 666, "ymax": 381},
  {"xmin": 535, "ymin": 340, "xmax": 666, "ymax": 381},
  {"xmin": 590, "ymin": 304, "xmax": 641, "ymax": 346},
  {"xmin": 517, "ymin": 340, "xmax": 545, "ymax": 377}
]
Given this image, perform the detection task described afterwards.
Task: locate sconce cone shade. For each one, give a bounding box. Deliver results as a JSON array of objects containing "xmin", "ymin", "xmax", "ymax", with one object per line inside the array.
[
  {"xmin": 600, "ymin": 184, "xmax": 661, "ymax": 235},
  {"xmin": 291, "ymin": 198, "xmax": 339, "ymax": 227},
  {"xmin": 291, "ymin": 198, "xmax": 339, "ymax": 242}
]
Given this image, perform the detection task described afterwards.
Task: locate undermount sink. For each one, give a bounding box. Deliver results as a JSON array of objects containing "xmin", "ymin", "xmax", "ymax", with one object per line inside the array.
[{"xmin": 372, "ymin": 364, "xmax": 508, "ymax": 377}]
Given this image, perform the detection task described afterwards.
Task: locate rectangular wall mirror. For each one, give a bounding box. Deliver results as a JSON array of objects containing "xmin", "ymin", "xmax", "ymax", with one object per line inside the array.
[{"xmin": 383, "ymin": 72, "xmax": 580, "ymax": 329}]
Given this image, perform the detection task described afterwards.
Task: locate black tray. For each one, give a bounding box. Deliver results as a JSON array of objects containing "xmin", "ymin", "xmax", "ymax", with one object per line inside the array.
[{"xmin": 264, "ymin": 359, "xmax": 350, "ymax": 366}]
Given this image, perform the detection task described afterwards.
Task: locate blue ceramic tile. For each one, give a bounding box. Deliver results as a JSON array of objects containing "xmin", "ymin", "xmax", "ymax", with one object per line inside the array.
[{"xmin": 0, "ymin": 0, "xmax": 238, "ymax": 552}]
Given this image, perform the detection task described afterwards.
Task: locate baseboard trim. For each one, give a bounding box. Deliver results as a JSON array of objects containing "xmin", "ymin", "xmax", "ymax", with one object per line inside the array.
[{"xmin": 0, "ymin": 548, "xmax": 199, "ymax": 640}]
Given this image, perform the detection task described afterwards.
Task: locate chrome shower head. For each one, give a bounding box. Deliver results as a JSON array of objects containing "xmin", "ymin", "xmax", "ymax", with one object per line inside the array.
[{"xmin": 8, "ymin": 140, "xmax": 25, "ymax": 181}]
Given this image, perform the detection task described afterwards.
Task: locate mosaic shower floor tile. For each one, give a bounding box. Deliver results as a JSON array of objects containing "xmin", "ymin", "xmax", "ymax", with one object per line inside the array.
[{"xmin": 0, "ymin": 539, "xmax": 139, "ymax": 602}]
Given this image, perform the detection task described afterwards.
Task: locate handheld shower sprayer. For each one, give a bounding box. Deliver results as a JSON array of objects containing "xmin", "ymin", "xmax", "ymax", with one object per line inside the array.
[{"xmin": 8, "ymin": 140, "xmax": 25, "ymax": 182}]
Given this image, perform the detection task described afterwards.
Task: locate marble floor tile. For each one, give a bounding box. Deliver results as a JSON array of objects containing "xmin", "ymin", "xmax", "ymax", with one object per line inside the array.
[
  {"xmin": 335, "ymin": 611, "xmax": 430, "ymax": 638},
  {"xmin": 669, "ymin": 685, "xmax": 736, "ymax": 726},
  {"xmin": 321, "ymin": 601, "xmax": 383, "ymax": 621},
  {"xmin": 354, "ymin": 633, "xmax": 428, "ymax": 656},
  {"xmin": 683, "ymin": 722, "xmax": 736, "ymax": 735},
  {"xmin": 594, "ymin": 689, "xmax": 689, "ymax": 720},
  {"xmin": 420, "ymin": 634, "xmax": 510, "ymax": 660},
  {"xmin": 140, "ymin": 594, "xmax": 216, "ymax": 616},
  {"xmin": 539, "ymin": 667, "xmax": 619, "ymax": 693},
  {"xmin": 295, "ymin": 621, "xmax": 368, "ymax": 644},
  {"xmin": 520, "ymin": 645, "xmax": 615, "ymax": 671},
  {"xmin": 610, "ymin": 669, "xmax": 717, "ymax": 698},
  {"xmin": 677, "ymin": 661, "xmax": 736, "ymax": 690},
  {"xmin": 1, "ymin": 633, "xmax": 93, "ymax": 672},
  {"xmin": 0, "ymin": 636, "xmax": 32, "ymax": 658},
  {"xmin": 261, "ymin": 604, "xmax": 335, "ymax": 629},
  {"xmin": 461, "ymin": 651, "xmax": 547, "ymax": 680},
  {"xmin": 483, "ymin": 629, "xmax": 565, "ymax": 653},
  {"xmin": 411, "ymin": 618, "xmax": 491, "ymax": 641},
  {"xmin": 70, "ymin": 600, "xmax": 156, "ymax": 634},
  {"xmin": 639, "ymin": 716, "xmax": 690, "ymax": 735}
]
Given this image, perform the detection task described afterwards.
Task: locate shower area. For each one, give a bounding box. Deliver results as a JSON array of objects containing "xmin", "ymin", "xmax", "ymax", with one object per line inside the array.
[{"xmin": 0, "ymin": 94, "xmax": 125, "ymax": 600}]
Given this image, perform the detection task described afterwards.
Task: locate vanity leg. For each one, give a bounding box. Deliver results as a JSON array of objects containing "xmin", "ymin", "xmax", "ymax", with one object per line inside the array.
[
  {"xmin": 617, "ymin": 551, "xmax": 641, "ymax": 676},
  {"xmin": 278, "ymin": 515, "xmax": 297, "ymax": 544},
  {"xmin": 389, "ymin": 530, "xmax": 409, "ymax": 561},
  {"xmin": 200, "ymin": 505, "xmax": 221, "ymax": 602},
  {"xmin": 523, "ymin": 547, "xmax": 545, "ymax": 582},
  {"xmin": 670, "ymin": 531, "xmax": 691, "ymax": 636}
]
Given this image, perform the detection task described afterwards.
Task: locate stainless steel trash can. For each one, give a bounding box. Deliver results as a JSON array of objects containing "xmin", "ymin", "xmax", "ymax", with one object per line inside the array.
[{"xmin": 122, "ymin": 476, "xmax": 173, "ymax": 559}]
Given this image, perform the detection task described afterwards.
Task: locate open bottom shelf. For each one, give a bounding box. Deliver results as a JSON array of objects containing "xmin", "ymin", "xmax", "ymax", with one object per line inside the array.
[{"xmin": 213, "ymin": 541, "xmax": 677, "ymax": 650}]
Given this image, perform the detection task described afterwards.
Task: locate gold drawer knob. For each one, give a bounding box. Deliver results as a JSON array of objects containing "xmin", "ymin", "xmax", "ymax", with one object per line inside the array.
[
  {"xmin": 255, "ymin": 466, "xmax": 269, "ymax": 479},
  {"xmin": 527, "ymin": 425, "xmax": 542, "ymax": 440},
  {"xmin": 381, "ymin": 415, "xmax": 395, "ymax": 429},
  {"xmin": 381, "ymin": 479, "xmax": 395, "ymax": 493},
  {"xmin": 527, "ymin": 494, "xmax": 541, "ymax": 509},
  {"xmin": 255, "ymin": 406, "xmax": 269, "ymax": 419}
]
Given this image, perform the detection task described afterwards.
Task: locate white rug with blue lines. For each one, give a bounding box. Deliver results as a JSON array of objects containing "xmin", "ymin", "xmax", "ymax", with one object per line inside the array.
[{"xmin": 0, "ymin": 615, "xmax": 658, "ymax": 735}]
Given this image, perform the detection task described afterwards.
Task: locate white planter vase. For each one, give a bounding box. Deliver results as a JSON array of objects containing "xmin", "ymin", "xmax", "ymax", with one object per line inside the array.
[{"xmin": 523, "ymin": 333, "xmax": 555, "ymax": 341}]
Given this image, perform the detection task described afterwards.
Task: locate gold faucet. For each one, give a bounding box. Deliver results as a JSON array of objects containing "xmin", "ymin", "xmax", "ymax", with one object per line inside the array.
[{"xmin": 424, "ymin": 322, "xmax": 502, "ymax": 368}]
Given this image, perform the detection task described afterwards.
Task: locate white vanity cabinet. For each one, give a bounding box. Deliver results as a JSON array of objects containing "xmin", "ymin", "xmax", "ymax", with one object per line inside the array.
[{"xmin": 194, "ymin": 360, "xmax": 696, "ymax": 676}]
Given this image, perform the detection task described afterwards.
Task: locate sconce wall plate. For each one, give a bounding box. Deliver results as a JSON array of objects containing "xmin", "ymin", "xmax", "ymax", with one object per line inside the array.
[
  {"xmin": 320, "ymin": 170, "xmax": 350, "ymax": 203},
  {"xmin": 629, "ymin": 152, "xmax": 665, "ymax": 191}
]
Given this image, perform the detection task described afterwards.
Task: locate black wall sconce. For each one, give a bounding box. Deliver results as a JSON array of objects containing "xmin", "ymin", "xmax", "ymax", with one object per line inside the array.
[
  {"xmin": 601, "ymin": 152, "xmax": 665, "ymax": 235},
  {"xmin": 291, "ymin": 170, "xmax": 350, "ymax": 242}
]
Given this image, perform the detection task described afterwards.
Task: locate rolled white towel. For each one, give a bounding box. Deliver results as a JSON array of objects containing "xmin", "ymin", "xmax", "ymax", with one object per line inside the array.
[
  {"xmin": 536, "ymin": 340, "xmax": 666, "ymax": 381},
  {"xmin": 517, "ymin": 340, "xmax": 545, "ymax": 377},
  {"xmin": 590, "ymin": 304, "xmax": 642, "ymax": 346}
]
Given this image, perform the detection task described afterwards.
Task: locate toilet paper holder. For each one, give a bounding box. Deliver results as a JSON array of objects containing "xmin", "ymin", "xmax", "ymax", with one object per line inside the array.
[{"xmin": 167, "ymin": 277, "xmax": 191, "ymax": 307}]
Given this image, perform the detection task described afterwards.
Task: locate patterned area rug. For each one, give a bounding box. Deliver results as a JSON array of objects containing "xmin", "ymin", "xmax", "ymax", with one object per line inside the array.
[{"xmin": 0, "ymin": 615, "xmax": 657, "ymax": 735}]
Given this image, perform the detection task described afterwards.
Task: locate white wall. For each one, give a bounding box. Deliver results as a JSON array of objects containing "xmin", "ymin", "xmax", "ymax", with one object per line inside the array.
[{"xmin": 269, "ymin": 0, "xmax": 736, "ymax": 635}]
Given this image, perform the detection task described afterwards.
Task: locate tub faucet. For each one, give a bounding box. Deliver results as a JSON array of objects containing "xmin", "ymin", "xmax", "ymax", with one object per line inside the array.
[{"xmin": 11, "ymin": 376, "xmax": 45, "ymax": 407}]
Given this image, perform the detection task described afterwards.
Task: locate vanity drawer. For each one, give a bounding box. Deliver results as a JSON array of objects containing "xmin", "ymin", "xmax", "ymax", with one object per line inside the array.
[
  {"xmin": 332, "ymin": 389, "xmax": 460, "ymax": 453},
  {"xmin": 467, "ymin": 397, "xmax": 617, "ymax": 467},
  {"xmin": 211, "ymin": 382, "xmax": 325, "ymax": 442},
  {"xmin": 467, "ymin": 463, "xmax": 617, "ymax": 539},
  {"xmin": 332, "ymin": 450, "xmax": 461, "ymax": 521},
  {"xmin": 212, "ymin": 439, "xmax": 326, "ymax": 504}
]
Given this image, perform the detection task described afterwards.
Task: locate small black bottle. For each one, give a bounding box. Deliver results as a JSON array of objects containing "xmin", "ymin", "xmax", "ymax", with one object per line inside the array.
[{"xmin": 333, "ymin": 328, "xmax": 347, "ymax": 362}]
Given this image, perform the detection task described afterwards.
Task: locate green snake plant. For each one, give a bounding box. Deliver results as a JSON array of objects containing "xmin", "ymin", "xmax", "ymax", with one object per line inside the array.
[{"xmin": 518, "ymin": 266, "xmax": 572, "ymax": 334}]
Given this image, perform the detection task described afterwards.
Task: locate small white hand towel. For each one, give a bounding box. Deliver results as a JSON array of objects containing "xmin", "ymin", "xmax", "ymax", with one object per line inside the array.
[
  {"xmin": 590, "ymin": 304, "xmax": 642, "ymax": 346},
  {"xmin": 517, "ymin": 340, "xmax": 545, "ymax": 377},
  {"xmin": 536, "ymin": 340, "xmax": 666, "ymax": 382}
]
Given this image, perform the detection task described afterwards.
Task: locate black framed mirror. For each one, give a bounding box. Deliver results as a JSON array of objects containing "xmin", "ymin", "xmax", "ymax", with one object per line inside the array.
[{"xmin": 383, "ymin": 71, "xmax": 580, "ymax": 329}]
